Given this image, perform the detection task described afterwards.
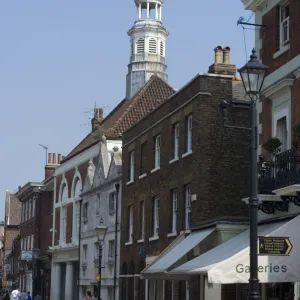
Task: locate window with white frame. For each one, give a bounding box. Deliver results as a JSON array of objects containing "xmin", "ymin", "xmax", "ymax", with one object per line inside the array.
[
  {"xmin": 139, "ymin": 201, "xmax": 145, "ymax": 240},
  {"xmin": 109, "ymin": 192, "xmax": 116, "ymax": 214},
  {"xmin": 153, "ymin": 197, "xmax": 159, "ymax": 237},
  {"xmin": 170, "ymin": 189, "xmax": 178, "ymax": 234},
  {"xmin": 154, "ymin": 135, "xmax": 161, "ymax": 169},
  {"xmin": 28, "ymin": 236, "xmax": 31, "ymax": 250},
  {"xmin": 96, "ymin": 194, "xmax": 100, "ymax": 215},
  {"xmin": 128, "ymin": 205, "xmax": 133, "ymax": 243},
  {"xmin": 173, "ymin": 123, "xmax": 179, "ymax": 159},
  {"xmin": 129, "ymin": 151, "xmax": 135, "ymax": 182},
  {"xmin": 186, "ymin": 115, "xmax": 192, "ymax": 153},
  {"xmin": 280, "ymin": 3, "xmax": 290, "ymax": 46},
  {"xmin": 25, "ymin": 201, "xmax": 28, "ymax": 221},
  {"xmin": 83, "ymin": 244, "xmax": 88, "ymax": 262},
  {"xmin": 61, "ymin": 184, "xmax": 68, "ymax": 202},
  {"xmin": 74, "ymin": 178, "xmax": 82, "ymax": 198},
  {"xmin": 276, "ymin": 116, "xmax": 287, "ymax": 152},
  {"xmin": 83, "ymin": 203, "xmax": 88, "ymax": 223},
  {"xmin": 185, "ymin": 184, "xmax": 191, "ymax": 230},
  {"xmin": 61, "ymin": 206, "xmax": 67, "ymax": 243},
  {"xmin": 108, "ymin": 240, "xmax": 115, "ymax": 259}
]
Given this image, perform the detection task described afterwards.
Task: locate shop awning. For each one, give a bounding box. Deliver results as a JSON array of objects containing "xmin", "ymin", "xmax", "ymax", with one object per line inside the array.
[
  {"xmin": 142, "ymin": 227, "xmax": 215, "ymax": 279},
  {"xmin": 170, "ymin": 215, "xmax": 300, "ymax": 284}
]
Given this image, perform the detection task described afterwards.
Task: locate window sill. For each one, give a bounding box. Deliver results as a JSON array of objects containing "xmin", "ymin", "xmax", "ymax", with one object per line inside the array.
[
  {"xmin": 149, "ymin": 236, "xmax": 159, "ymax": 242},
  {"xmin": 182, "ymin": 151, "xmax": 192, "ymax": 158},
  {"xmin": 126, "ymin": 180, "xmax": 134, "ymax": 186},
  {"xmin": 167, "ymin": 232, "xmax": 177, "ymax": 237},
  {"xmin": 273, "ymin": 44, "xmax": 290, "ymax": 59},
  {"xmin": 138, "ymin": 173, "xmax": 147, "ymax": 179},
  {"xmin": 169, "ymin": 157, "xmax": 179, "ymax": 164},
  {"xmin": 137, "ymin": 239, "xmax": 144, "ymax": 243},
  {"xmin": 125, "ymin": 241, "xmax": 133, "ymax": 246},
  {"xmin": 151, "ymin": 167, "xmax": 160, "ymax": 174}
]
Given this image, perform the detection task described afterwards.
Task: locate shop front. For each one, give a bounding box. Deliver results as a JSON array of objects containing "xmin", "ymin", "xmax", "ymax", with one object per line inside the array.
[{"xmin": 166, "ymin": 214, "xmax": 300, "ymax": 300}]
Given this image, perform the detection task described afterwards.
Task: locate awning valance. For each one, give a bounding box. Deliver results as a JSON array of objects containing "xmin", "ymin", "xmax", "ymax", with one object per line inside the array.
[
  {"xmin": 170, "ymin": 215, "xmax": 300, "ymax": 284},
  {"xmin": 142, "ymin": 228, "xmax": 215, "ymax": 279}
]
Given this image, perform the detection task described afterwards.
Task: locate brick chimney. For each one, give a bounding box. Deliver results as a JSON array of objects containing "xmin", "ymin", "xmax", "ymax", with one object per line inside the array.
[
  {"xmin": 91, "ymin": 108, "xmax": 104, "ymax": 132},
  {"xmin": 45, "ymin": 153, "xmax": 62, "ymax": 179},
  {"xmin": 208, "ymin": 46, "xmax": 237, "ymax": 77}
]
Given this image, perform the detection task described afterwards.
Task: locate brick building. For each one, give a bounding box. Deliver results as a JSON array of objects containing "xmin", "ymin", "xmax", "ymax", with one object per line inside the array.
[
  {"xmin": 16, "ymin": 153, "xmax": 62, "ymax": 298},
  {"xmin": 50, "ymin": 76, "xmax": 174, "ymax": 300},
  {"xmin": 119, "ymin": 47, "xmax": 250, "ymax": 300},
  {"xmin": 3, "ymin": 191, "xmax": 21, "ymax": 288}
]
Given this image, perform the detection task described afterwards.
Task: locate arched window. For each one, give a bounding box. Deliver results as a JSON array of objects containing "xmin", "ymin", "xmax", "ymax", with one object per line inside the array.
[
  {"xmin": 73, "ymin": 178, "xmax": 82, "ymax": 198},
  {"xmin": 149, "ymin": 38, "xmax": 157, "ymax": 54},
  {"xmin": 136, "ymin": 38, "xmax": 145, "ymax": 54},
  {"xmin": 61, "ymin": 184, "xmax": 68, "ymax": 202},
  {"xmin": 160, "ymin": 40, "xmax": 164, "ymax": 56}
]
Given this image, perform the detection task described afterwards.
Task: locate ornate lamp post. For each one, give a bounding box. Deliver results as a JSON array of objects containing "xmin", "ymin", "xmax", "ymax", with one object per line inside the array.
[
  {"xmin": 95, "ymin": 225, "xmax": 108, "ymax": 300},
  {"xmin": 238, "ymin": 49, "xmax": 268, "ymax": 300}
]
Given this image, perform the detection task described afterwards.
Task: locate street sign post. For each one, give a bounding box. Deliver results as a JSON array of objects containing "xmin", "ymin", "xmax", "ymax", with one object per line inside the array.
[{"xmin": 258, "ymin": 236, "xmax": 293, "ymax": 256}]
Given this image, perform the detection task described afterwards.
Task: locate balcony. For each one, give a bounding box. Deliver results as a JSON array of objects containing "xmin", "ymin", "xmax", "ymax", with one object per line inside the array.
[{"xmin": 258, "ymin": 148, "xmax": 300, "ymax": 193}]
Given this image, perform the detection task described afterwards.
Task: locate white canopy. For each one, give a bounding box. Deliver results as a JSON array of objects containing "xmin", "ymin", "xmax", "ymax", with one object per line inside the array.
[
  {"xmin": 170, "ymin": 215, "xmax": 300, "ymax": 284},
  {"xmin": 142, "ymin": 228, "xmax": 215, "ymax": 278}
]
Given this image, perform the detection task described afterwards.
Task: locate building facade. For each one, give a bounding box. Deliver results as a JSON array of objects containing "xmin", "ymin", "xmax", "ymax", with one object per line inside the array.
[
  {"xmin": 120, "ymin": 47, "xmax": 250, "ymax": 300},
  {"xmin": 79, "ymin": 142, "xmax": 122, "ymax": 300},
  {"xmin": 126, "ymin": 0, "xmax": 168, "ymax": 99},
  {"xmin": 0, "ymin": 221, "xmax": 4, "ymax": 289},
  {"xmin": 3, "ymin": 191, "xmax": 21, "ymax": 289}
]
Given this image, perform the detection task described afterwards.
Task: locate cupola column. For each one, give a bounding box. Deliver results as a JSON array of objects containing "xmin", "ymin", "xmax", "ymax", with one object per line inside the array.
[
  {"xmin": 147, "ymin": 2, "xmax": 150, "ymax": 18},
  {"xmin": 155, "ymin": 3, "xmax": 158, "ymax": 19},
  {"xmin": 159, "ymin": 5, "xmax": 162, "ymax": 21}
]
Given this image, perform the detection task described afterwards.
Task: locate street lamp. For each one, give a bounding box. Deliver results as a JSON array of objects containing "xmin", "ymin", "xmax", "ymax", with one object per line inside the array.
[
  {"xmin": 95, "ymin": 225, "xmax": 108, "ymax": 300},
  {"xmin": 238, "ymin": 49, "xmax": 268, "ymax": 300}
]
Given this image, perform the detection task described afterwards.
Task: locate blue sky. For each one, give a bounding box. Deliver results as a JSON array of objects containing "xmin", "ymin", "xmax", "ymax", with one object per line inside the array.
[{"xmin": 0, "ymin": 1, "xmax": 254, "ymax": 219}]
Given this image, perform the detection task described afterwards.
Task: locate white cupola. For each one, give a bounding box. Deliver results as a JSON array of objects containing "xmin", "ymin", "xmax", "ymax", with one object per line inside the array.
[{"xmin": 126, "ymin": 0, "xmax": 168, "ymax": 99}]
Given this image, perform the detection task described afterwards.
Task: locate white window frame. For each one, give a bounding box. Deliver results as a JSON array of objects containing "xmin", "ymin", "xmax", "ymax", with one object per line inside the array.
[
  {"xmin": 73, "ymin": 201, "xmax": 80, "ymax": 242},
  {"xmin": 83, "ymin": 202, "xmax": 88, "ymax": 223},
  {"xmin": 108, "ymin": 240, "xmax": 115, "ymax": 259},
  {"xmin": 25, "ymin": 201, "xmax": 28, "ymax": 221},
  {"xmin": 29, "ymin": 199, "xmax": 32, "ymax": 219},
  {"xmin": 83, "ymin": 244, "xmax": 88, "ymax": 263},
  {"xmin": 109, "ymin": 192, "xmax": 116, "ymax": 214},
  {"xmin": 171, "ymin": 190, "xmax": 177, "ymax": 234},
  {"xmin": 273, "ymin": 106, "xmax": 290, "ymax": 152},
  {"xmin": 280, "ymin": 3, "xmax": 290, "ymax": 46},
  {"xmin": 155, "ymin": 135, "xmax": 161, "ymax": 169},
  {"xmin": 31, "ymin": 235, "xmax": 34, "ymax": 249},
  {"xmin": 128, "ymin": 205, "xmax": 133, "ymax": 243},
  {"xmin": 187, "ymin": 115, "xmax": 192, "ymax": 153},
  {"xmin": 154, "ymin": 197, "xmax": 159, "ymax": 237},
  {"xmin": 129, "ymin": 151, "xmax": 135, "ymax": 183},
  {"xmin": 185, "ymin": 184, "xmax": 191, "ymax": 230},
  {"xmin": 173, "ymin": 123, "xmax": 179, "ymax": 160}
]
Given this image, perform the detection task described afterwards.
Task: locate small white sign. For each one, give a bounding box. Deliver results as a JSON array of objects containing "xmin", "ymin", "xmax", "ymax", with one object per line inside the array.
[{"xmin": 21, "ymin": 251, "xmax": 33, "ymax": 261}]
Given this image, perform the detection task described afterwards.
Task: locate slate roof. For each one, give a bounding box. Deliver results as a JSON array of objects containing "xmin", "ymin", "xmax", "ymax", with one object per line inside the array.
[{"xmin": 62, "ymin": 75, "xmax": 175, "ymax": 163}]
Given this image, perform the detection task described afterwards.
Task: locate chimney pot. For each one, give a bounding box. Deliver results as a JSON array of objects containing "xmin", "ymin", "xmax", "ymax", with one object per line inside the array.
[
  {"xmin": 48, "ymin": 153, "xmax": 53, "ymax": 165},
  {"xmin": 52, "ymin": 153, "xmax": 56, "ymax": 165},
  {"xmin": 57, "ymin": 154, "xmax": 62, "ymax": 164},
  {"xmin": 223, "ymin": 46, "xmax": 231, "ymax": 64},
  {"xmin": 99, "ymin": 108, "xmax": 104, "ymax": 120},
  {"xmin": 214, "ymin": 46, "xmax": 223, "ymax": 64}
]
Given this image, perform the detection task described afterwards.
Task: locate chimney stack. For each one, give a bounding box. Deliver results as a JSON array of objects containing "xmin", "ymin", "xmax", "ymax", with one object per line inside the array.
[
  {"xmin": 45, "ymin": 152, "xmax": 63, "ymax": 180},
  {"xmin": 91, "ymin": 108, "xmax": 104, "ymax": 132},
  {"xmin": 208, "ymin": 45, "xmax": 236, "ymax": 77}
]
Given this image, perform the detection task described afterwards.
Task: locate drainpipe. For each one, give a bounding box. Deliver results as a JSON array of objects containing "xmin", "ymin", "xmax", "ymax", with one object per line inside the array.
[
  {"xmin": 78, "ymin": 199, "xmax": 83, "ymax": 300},
  {"xmin": 113, "ymin": 183, "xmax": 120, "ymax": 300}
]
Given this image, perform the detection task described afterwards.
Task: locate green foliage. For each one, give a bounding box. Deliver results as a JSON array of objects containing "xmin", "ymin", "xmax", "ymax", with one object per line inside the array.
[
  {"xmin": 91, "ymin": 122, "xmax": 112, "ymax": 142},
  {"xmin": 262, "ymin": 137, "xmax": 282, "ymax": 156}
]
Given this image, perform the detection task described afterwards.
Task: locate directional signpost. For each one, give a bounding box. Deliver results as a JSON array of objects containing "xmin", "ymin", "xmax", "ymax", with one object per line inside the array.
[{"xmin": 258, "ymin": 236, "xmax": 293, "ymax": 256}]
